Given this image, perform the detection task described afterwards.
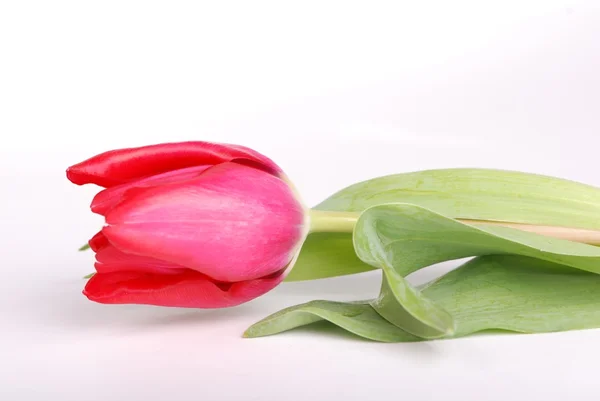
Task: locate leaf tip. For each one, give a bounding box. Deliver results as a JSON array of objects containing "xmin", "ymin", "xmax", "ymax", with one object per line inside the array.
[{"xmin": 242, "ymin": 328, "xmax": 256, "ymax": 338}]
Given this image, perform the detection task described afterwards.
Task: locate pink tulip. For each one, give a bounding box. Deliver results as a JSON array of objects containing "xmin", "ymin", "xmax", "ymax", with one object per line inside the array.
[{"xmin": 67, "ymin": 141, "xmax": 307, "ymax": 308}]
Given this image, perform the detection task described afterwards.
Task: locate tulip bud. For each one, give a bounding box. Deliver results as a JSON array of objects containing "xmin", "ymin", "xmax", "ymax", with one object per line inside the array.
[{"xmin": 67, "ymin": 141, "xmax": 308, "ymax": 308}]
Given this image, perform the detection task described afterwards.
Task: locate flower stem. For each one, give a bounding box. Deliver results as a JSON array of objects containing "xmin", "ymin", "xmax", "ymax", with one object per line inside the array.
[
  {"xmin": 307, "ymin": 209, "xmax": 600, "ymax": 245},
  {"xmin": 308, "ymin": 210, "xmax": 359, "ymax": 233},
  {"xmin": 463, "ymin": 219, "xmax": 600, "ymax": 245}
]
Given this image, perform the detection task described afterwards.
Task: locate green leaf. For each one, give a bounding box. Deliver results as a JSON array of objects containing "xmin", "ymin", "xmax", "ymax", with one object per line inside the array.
[
  {"xmin": 353, "ymin": 207, "xmax": 455, "ymax": 338},
  {"xmin": 78, "ymin": 243, "xmax": 90, "ymax": 251},
  {"xmin": 246, "ymin": 255, "xmax": 600, "ymax": 341},
  {"xmin": 285, "ymin": 232, "xmax": 375, "ymax": 282},
  {"xmin": 83, "ymin": 272, "xmax": 95, "ymax": 279},
  {"xmin": 247, "ymin": 203, "xmax": 600, "ymax": 341},
  {"xmin": 424, "ymin": 255, "xmax": 600, "ymax": 336},
  {"xmin": 291, "ymin": 168, "xmax": 600, "ymax": 282},
  {"xmin": 354, "ymin": 203, "xmax": 600, "ymax": 276},
  {"xmin": 370, "ymin": 265, "xmax": 454, "ymax": 339},
  {"xmin": 244, "ymin": 300, "xmax": 420, "ymax": 342},
  {"xmin": 316, "ymin": 168, "xmax": 600, "ymax": 230},
  {"xmin": 356, "ymin": 203, "xmax": 600, "ymax": 337}
]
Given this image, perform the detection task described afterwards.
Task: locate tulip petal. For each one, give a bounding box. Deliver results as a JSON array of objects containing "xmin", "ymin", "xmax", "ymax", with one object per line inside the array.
[
  {"xmin": 83, "ymin": 269, "xmax": 284, "ymax": 308},
  {"xmin": 88, "ymin": 231, "xmax": 110, "ymax": 252},
  {"xmin": 94, "ymin": 244, "xmax": 189, "ymax": 275},
  {"xmin": 91, "ymin": 165, "xmax": 211, "ymax": 215},
  {"xmin": 66, "ymin": 141, "xmax": 282, "ymax": 188},
  {"xmin": 103, "ymin": 162, "xmax": 306, "ymax": 282}
]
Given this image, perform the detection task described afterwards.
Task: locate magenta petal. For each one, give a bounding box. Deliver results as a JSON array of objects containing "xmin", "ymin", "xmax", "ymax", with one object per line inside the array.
[
  {"xmin": 88, "ymin": 231, "xmax": 110, "ymax": 252},
  {"xmin": 94, "ymin": 244, "xmax": 189, "ymax": 275},
  {"xmin": 103, "ymin": 162, "xmax": 306, "ymax": 282},
  {"xmin": 66, "ymin": 141, "xmax": 282, "ymax": 188},
  {"xmin": 83, "ymin": 270, "xmax": 284, "ymax": 308},
  {"xmin": 91, "ymin": 165, "xmax": 211, "ymax": 215}
]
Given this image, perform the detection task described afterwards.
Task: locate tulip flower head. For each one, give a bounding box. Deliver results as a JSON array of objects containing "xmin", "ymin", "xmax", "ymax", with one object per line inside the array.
[{"xmin": 67, "ymin": 142, "xmax": 308, "ymax": 308}]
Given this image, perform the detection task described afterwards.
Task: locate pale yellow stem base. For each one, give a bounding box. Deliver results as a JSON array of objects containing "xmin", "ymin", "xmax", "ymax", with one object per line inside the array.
[
  {"xmin": 308, "ymin": 210, "xmax": 358, "ymax": 233},
  {"xmin": 308, "ymin": 210, "xmax": 600, "ymax": 246},
  {"xmin": 462, "ymin": 219, "xmax": 600, "ymax": 246}
]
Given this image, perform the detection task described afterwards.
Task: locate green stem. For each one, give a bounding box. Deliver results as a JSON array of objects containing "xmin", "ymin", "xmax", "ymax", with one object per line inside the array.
[
  {"xmin": 307, "ymin": 209, "xmax": 600, "ymax": 245},
  {"xmin": 308, "ymin": 210, "xmax": 359, "ymax": 233}
]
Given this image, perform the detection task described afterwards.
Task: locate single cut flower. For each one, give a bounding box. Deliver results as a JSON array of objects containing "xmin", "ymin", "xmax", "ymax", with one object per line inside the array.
[{"xmin": 67, "ymin": 141, "xmax": 308, "ymax": 308}]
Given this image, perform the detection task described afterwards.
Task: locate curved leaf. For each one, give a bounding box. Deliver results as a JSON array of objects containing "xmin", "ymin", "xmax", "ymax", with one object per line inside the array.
[
  {"xmin": 370, "ymin": 266, "xmax": 454, "ymax": 339},
  {"xmin": 248, "ymin": 203, "xmax": 600, "ymax": 341},
  {"xmin": 290, "ymin": 168, "xmax": 600, "ymax": 282},
  {"xmin": 285, "ymin": 233, "xmax": 374, "ymax": 282},
  {"xmin": 316, "ymin": 168, "xmax": 600, "ymax": 230},
  {"xmin": 352, "ymin": 203, "xmax": 600, "ymax": 337},
  {"xmin": 244, "ymin": 300, "xmax": 420, "ymax": 342},
  {"xmin": 354, "ymin": 203, "xmax": 600, "ymax": 276},
  {"xmin": 353, "ymin": 208, "xmax": 455, "ymax": 338},
  {"xmin": 246, "ymin": 255, "xmax": 600, "ymax": 341}
]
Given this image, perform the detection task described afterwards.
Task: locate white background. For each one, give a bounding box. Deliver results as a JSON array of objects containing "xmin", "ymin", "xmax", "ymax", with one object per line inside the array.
[{"xmin": 1, "ymin": 1, "xmax": 600, "ymax": 400}]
